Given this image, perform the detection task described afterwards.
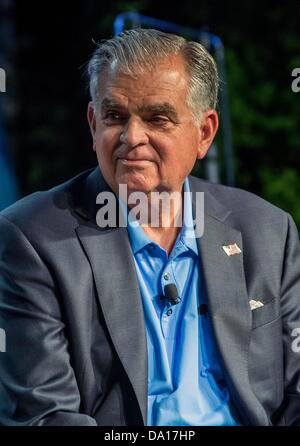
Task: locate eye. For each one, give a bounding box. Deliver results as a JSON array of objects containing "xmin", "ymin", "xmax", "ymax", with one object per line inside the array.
[
  {"xmin": 149, "ymin": 115, "xmax": 170, "ymax": 125},
  {"xmin": 103, "ymin": 111, "xmax": 126, "ymax": 123}
]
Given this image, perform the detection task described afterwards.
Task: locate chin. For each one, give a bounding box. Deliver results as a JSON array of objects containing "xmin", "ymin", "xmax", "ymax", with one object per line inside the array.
[
  {"xmin": 125, "ymin": 183, "xmax": 153, "ymax": 195},
  {"xmin": 116, "ymin": 174, "xmax": 156, "ymax": 195}
]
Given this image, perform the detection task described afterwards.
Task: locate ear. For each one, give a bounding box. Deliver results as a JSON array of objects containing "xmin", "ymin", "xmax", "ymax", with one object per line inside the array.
[
  {"xmin": 87, "ymin": 101, "xmax": 97, "ymax": 151},
  {"xmin": 196, "ymin": 109, "xmax": 219, "ymax": 160}
]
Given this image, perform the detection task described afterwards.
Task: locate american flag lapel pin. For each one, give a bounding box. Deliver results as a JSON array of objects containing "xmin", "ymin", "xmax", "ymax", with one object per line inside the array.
[{"xmin": 222, "ymin": 243, "xmax": 242, "ymax": 256}]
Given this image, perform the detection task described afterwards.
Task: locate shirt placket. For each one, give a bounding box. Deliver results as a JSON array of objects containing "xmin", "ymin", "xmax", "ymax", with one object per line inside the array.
[{"xmin": 160, "ymin": 242, "xmax": 187, "ymax": 340}]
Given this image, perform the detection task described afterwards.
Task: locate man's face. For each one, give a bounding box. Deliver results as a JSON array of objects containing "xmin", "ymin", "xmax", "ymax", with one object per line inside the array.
[{"xmin": 87, "ymin": 54, "xmax": 218, "ymax": 196}]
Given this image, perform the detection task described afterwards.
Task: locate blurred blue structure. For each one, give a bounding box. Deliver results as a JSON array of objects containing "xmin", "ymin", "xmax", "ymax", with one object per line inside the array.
[
  {"xmin": 0, "ymin": 0, "xmax": 19, "ymax": 211},
  {"xmin": 0, "ymin": 116, "xmax": 19, "ymax": 211},
  {"xmin": 0, "ymin": 63, "xmax": 19, "ymax": 210},
  {"xmin": 113, "ymin": 12, "xmax": 235, "ymax": 186}
]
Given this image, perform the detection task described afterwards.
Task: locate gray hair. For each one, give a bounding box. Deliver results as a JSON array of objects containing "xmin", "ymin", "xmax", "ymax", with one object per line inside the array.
[{"xmin": 86, "ymin": 28, "xmax": 219, "ymax": 120}]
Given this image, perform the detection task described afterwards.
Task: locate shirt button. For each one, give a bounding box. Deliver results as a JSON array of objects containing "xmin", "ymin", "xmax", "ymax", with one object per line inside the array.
[
  {"xmin": 163, "ymin": 273, "xmax": 170, "ymax": 281},
  {"xmin": 166, "ymin": 309, "xmax": 173, "ymax": 316}
]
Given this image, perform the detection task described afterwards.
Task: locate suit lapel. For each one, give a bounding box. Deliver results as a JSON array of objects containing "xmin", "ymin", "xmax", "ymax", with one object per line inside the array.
[
  {"xmin": 190, "ymin": 176, "xmax": 269, "ymax": 425},
  {"xmin": 73, "ymin": 168, "xmax": 148, "ymax": 425}
]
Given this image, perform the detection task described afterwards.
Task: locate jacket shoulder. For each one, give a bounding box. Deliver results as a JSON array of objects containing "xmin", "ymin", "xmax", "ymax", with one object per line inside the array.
[
  {"xmin": 189, "ymin": 175, "xmax": 288, "ymax": 221},
  {"xmin": 0, "ymin": 168, "xmax": 94, "ymax": 234}
]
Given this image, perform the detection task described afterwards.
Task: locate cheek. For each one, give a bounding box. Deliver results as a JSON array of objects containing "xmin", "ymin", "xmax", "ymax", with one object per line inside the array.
[
  {"xmin": 161, "ymin": 134, "xmax": 198, "ymax": 167},
  {"xmin": 94, "ymin": 128, "xmax": 119, "ymax": 159}
]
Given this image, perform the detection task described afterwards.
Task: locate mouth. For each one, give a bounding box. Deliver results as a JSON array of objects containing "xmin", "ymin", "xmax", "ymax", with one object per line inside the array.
[{"xmin": 118, "ymin": 158, "xmax": 154, "ymax": 167}]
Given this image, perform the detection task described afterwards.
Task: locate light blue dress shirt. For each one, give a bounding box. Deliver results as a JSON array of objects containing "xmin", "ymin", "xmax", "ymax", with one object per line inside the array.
[{"xmin": 123, "ymin": 179, "xmax": 240, "ymax": 426}]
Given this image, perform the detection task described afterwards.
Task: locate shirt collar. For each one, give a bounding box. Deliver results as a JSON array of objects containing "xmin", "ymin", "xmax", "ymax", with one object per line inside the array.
[
  {"xmin": 180, "ymin": 177, "xmax": 198, "ymax": 256},
  {"xmin": 118, "ymin": 194, "xmax": 151, "ymax": 254}
]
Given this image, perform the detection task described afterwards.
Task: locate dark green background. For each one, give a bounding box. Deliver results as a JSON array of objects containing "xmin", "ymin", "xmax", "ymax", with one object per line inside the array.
[{"xmin": 5, "ymin": 0, "xmax": 300, "ymax": 226}]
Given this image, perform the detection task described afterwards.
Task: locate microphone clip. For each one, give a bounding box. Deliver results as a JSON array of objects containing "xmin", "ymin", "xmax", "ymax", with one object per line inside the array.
[{"xmin": 160, "ymin": 283, "xmax": 181, "ymax": 306}]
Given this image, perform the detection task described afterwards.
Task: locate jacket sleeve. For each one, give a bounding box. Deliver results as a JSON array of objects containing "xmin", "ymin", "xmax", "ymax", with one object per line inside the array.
[
  {"xmin": 0, "ymin": 215, "xmax": 97, "ymax": 426},
  {"xmin": 278, "ymin": 213, "xmax": 300, "ymax": 425}
]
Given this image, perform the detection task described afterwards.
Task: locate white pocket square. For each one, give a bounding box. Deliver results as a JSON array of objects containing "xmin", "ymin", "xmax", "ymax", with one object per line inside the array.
[{"xmin": 249, "ymin": 299, "xmax": 264, "ymax": 310}]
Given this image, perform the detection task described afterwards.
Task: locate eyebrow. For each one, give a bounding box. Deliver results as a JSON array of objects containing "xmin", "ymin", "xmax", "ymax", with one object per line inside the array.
[
  {"xmin": 101, "ymin": 98, "xmax": 124, "ymax": 111},
  {"xmin": 101, "ymin": 98, "xmax": 179, "ymax": 122},
  {"xmin": 138, "ymin": 104, "xmax": 179, "ymax": 121}
]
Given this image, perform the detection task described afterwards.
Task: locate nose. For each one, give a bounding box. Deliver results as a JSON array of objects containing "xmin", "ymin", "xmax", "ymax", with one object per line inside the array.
[{"xmin": 120, "ymin": 117, "xmax": 149, "ymax": 147}]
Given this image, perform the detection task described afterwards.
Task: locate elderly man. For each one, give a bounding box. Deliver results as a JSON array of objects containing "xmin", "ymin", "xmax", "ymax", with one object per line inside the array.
[{"xmin": 0, "ymin": 28, "xmax": 300, "ymax": 426}]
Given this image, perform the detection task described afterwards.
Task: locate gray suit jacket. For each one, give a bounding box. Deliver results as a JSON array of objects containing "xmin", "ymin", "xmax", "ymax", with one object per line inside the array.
[{"xmin": 0, "ymin": 167, "xmax": 300, "ymax": 426}]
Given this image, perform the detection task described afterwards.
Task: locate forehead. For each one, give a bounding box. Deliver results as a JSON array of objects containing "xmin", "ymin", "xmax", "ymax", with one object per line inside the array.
[{"xmin": 98, "ymin": 54, "xmax": 190, "ymax": 108}]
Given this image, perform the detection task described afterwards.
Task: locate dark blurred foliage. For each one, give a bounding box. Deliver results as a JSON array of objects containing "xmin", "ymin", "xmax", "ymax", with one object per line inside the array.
[{"xmin": 4, "ymin": 0, "xmax": 300, "ymax": 225}]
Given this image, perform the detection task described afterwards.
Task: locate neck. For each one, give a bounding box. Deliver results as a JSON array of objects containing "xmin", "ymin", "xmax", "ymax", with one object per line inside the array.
[
  {"xmin": 141, "ymin": 188, "xmax": 184, "ymax": 255},
  {"xmin": 142, "ymin": 224, "xmax": 181, "ymax": 255},
  {"xmin": 121, "ymin": 183, "xmax": 185, "ymax": 254}
]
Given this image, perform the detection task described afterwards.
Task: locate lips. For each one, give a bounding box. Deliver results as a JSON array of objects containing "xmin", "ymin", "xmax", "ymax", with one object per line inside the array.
[
  {"xmin": 117, "ymin": 151, "xmax": 155, "ymax": 165},
  {"xmin": 118, "ymin": 158, "xmax": 154, "ymax": 166},
  {"xmin": 118, "ymin": 154, "xmax": 153, "ymax": 161}
]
